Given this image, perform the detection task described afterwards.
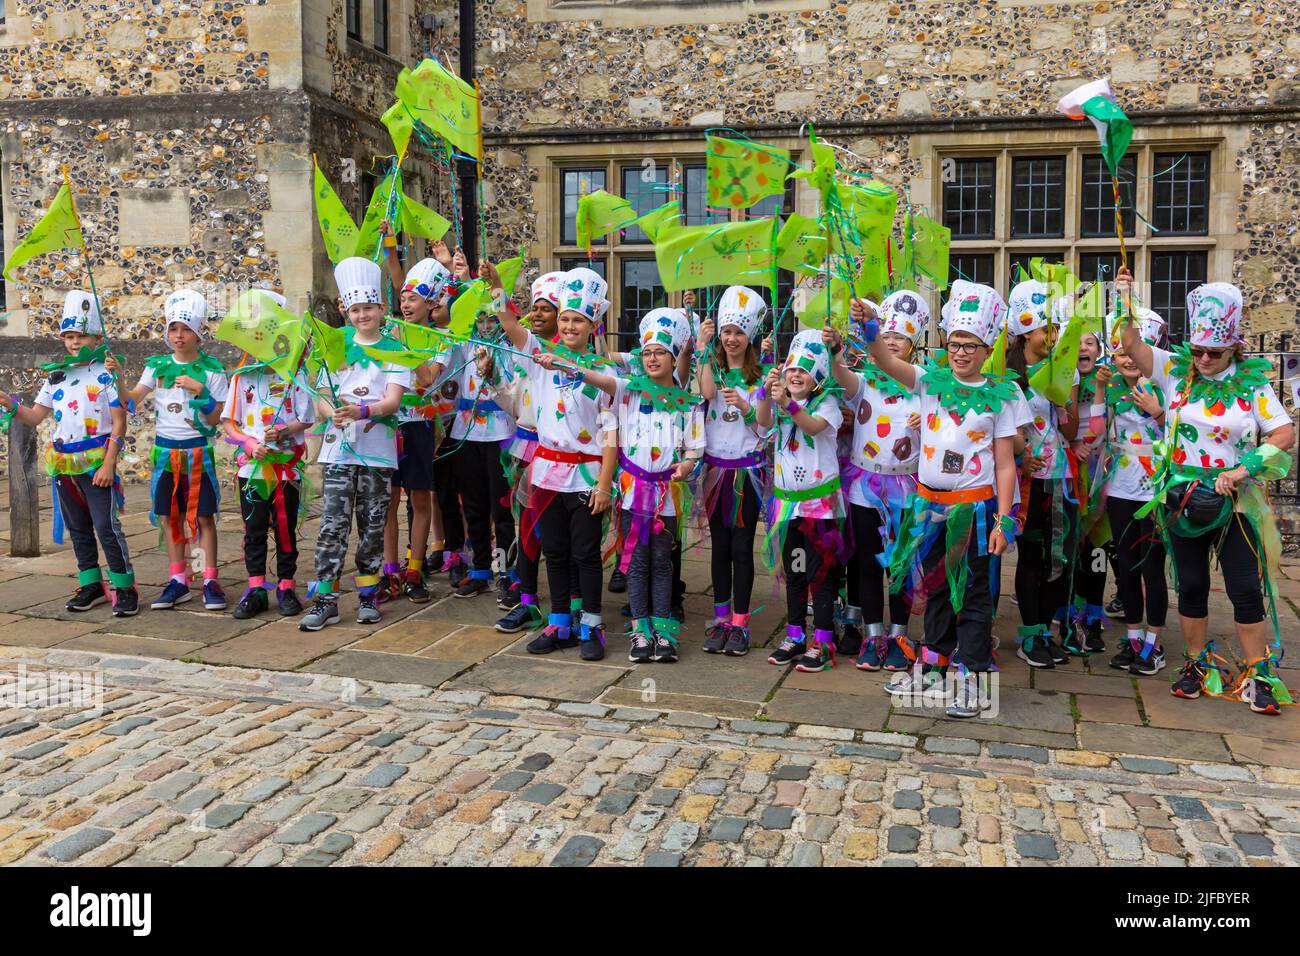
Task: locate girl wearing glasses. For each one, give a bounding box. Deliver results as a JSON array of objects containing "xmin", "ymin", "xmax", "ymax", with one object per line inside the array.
[
  {"xmin": 866, "ymin": 282, "xmax": 1025, "ymax": 718},
  {"xmin": 1005, "ymin": 281, "xmax": 1082, "ymax": 669},
  {"xmin": 1118, "ymin": 270, "xmax": 1294, "ymax": 715}
]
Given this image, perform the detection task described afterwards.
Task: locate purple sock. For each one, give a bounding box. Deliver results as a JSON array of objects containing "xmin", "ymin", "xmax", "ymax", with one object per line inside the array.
[
  {"xmin": 813, "ymin": 628, "xmax": 835, "ymax": 645},
  {"xmin": 521, "ymin": 592, "xmax": 538, "ymax": 607},
  {"xmin": 787, "ymin": 623, "xmax": 805, "ymax": 643},
  {"xmin": 713, "ymin": 601, "xmax": 730, "ymax": 623}
]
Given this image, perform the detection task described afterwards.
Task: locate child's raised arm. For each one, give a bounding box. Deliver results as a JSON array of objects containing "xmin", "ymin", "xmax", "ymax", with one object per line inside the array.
[
  {"xmin": 484, "ymin": 261, "xmax": 529, "ymax": 351},
  {"xmin": 859, "ymin": 299, "xmax": 916, "ymax": 389},
  {"xmin": 824, "ymin": 327, "xmax": 860, "ymax": 399}
]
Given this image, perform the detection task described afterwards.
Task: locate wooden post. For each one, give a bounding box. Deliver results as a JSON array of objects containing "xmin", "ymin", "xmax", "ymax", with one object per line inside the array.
[{"xmin": 9, "ymin": 397, "xmax": 41, "ymax": 557}]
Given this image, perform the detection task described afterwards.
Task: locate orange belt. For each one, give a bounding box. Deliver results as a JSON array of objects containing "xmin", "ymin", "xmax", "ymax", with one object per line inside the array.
[{"xmin": 917, "ymin": 483, "xmax": 994, "ymax": 505}]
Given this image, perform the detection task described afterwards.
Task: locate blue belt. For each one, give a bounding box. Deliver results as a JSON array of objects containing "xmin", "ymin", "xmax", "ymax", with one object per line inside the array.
[
  {"xmin": 53, "ymin": 435, "xmax": 109, "ymax": 453},
  {"xmin": 514, "ymin": 426, "xmax": 538, "ymax": 442},
  {"xmin": 456, "ymin": 398, "xmax": 501, "ymax": 414},
  {"xmin": 155, "ymin": 435, "xmax": 210, "ymax": 450}
]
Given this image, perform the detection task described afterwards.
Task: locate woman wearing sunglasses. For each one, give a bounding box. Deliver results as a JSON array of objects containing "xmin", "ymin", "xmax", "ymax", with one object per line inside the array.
[{"xmin": 1118, "ymin": 269, "xmax": 1295, "ymax": 715}]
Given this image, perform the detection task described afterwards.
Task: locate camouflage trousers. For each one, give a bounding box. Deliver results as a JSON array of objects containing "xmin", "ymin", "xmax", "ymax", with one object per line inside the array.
[{"xmin": 314, "ymin": 464, "xmax": 393, "ymax": 587}]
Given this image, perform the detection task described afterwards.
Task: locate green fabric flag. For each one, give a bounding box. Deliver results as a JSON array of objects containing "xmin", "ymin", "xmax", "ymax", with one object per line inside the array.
[
  {"xmin": 353, "ymin": 171, "xmax": 398, "ymax": 261},
  {"xmin": 449, "ymin": 279, "xmax": 490, "ymax": 341},
  {"xmin": 575, "ymin": 189, "xmax": 637, "ymax": 250},
  {"xmin": 1029, "ymin": 258, "xmax": 1082, "ymax": 317},
  {"xmin": 981, "ymin": 322, "xmax": 1009, "ymax": 376},
  {"xmin": 775, "ymin": 214, "xmax": 827, "ymax": 273},
  {"xmin": 304, "ymin": 313, "xmax": 346, "ymax": 387},
  {"xmin": 313, "ymin": 158, "xmax": 360, "ymax": 264},
  {"xmin": 654, "ymin": 218, "xmax": 777, "ymax": 292},
  {"xmin": 399, "ymin": 191, "xmax": 450, "ymax": 241},
  {"xmin": 706, "ymin": 136, "xmax": 790, "ymax": 210},
  {"xmin": 787, "ymin": 131, "xmax": 838, "ymax": 206},
  {"xmin": 1057, "ymin": 79, "xmax": 1133, "ymax": 177},
  {"xmin": 380, "ymin": 100, "xmax": 415, "ymax": 159},
  {"xmin": 634, "ymin": 201, "xmax": 680, "ymax": 243},
  {"xmin": 496, "ymin": 255, "xmax": 524, "ymax": 299},
  {"xmin": 3, "ymin": 182, "xmax": 83, "ymax": 281},
  {"xmin": 794, "ymin": 273, "xmax": 852, "ymax": 330},
  {"xmin": 394, "ymin": 59, "xmax": 481, "ymax": 160},
  {"xmin": 903, "ymin": 212, "xmax": 951, "ymax": 290},
  {"xmin": 833, "ymin": 181, "xmax": 896, "ymax": 255},
  {"xmin": 216, "ymin": 290, "xmax": 310, "ymax": 382},
  {"xmin": 1029, "ymin": 282, "xmax": 1105, "ymax": 405}
]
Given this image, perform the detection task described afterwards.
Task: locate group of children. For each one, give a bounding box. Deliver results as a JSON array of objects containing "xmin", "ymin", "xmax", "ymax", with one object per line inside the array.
[{"xmin": 4, "ymin": 248, "xmax": 1291, "ymax": 718}]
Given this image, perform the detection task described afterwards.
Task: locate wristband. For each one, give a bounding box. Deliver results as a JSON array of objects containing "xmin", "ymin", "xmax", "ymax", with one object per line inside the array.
[
  {"xmin": 383, "ymin": 235, "xmax": 398, "ymax": 248},
  {"xmin": 784, "ymin": 400, "xmax": 802, "ymax": 416},
  {"xmin": 360, "ymin": 402, "xmax": 371, "ymax": 420},
  {"xmin": 200, "ymin": 395, "xmax": 218, "ymax": 415},
  {"xmin": 990, "ymin": 513, "xmax": 1018, "ymax": 542},
  {"xmin": 830, "ymin": 342, "xmax": 842, "ymax": 356},
  {"xmin": 741, "ymin": 406, "xmax": 757, "ymax": 425}
]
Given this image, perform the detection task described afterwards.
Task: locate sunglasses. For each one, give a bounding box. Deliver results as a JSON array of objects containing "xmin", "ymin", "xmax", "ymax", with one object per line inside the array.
[
  {"xmin": 1189, "ymin": 347, "xmax": 1228, "ymax": 360},
  {"xmin": 948, "ymin": 341, "xmax": 986, "ymax": 355}
]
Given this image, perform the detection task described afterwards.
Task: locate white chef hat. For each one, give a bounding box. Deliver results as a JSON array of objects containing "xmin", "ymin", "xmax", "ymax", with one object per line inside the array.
[
  {"xmin": 164, "ymin": 288, "xmax": 208, "ymax": 337},
  {"xmin": 943, "ymin": 280, "xmax": 1005, "ymax": 346},
  {"xmin": 531, "ymin": 271, "xmax": 565, "ymax": 309},
  {"xmin": 59, "ymin": 290, "xmax": 103, "ymax": 336},
  {"xmin": 558, "ymin": 267, "xmax": 609, "ymax": 322},
  {"xmin": 1007, "ymin": 279, "xmax": 1051, "ymax": 336},
  {"xmin": 784, "ymin": 328, "xmax": 831, "ymax": 386},
  {"xmin": 402, "ymin": 258, "xmax": 452, "ymax": 302},
  {"xmin": 878, "ymin": 289, "xmax": 930, "ymax": 343},
  {"xmin": 334, "ymin": 256, "xmax": 384, "ymax": 309},
  {"xmin": 1187, "ymin": 283, "xmax": 1244, "ymax": 348},
  {"xmin": 638, "ymin": 307, "xmax": 692, "ymax": 358},
  {"xmin": 715, "ymin": 285, "xmax": 767, "ymax": 341}
]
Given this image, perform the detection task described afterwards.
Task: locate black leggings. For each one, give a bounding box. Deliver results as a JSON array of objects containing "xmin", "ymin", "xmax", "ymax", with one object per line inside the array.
[
  {"xmin": 434, "ymin": 429, "xmax": 465, "ymax": 553},
  {"xmin": 920, "ymin": 508, "xmax": 995, "ymax": 672},
  {"xmin": 782, "ymin": 519, "xmax": 838, "ymax": 631},
  {"xmin": 1016, "ymin": 478, "xmax": 1079, "ymax": 629},
  {"xmin": 1169, "ymin": 514, "xmax": 1265, "ymax": 624},
  {"xmin": 537, "ymin": 490, "xmax": 604, "ymax": 617},
  {"xmin": 708, "ymin": 478, "xmax": 760, "ymax": 615},
  {"xmin": 851, "ymin": 503, "xmax": 911, "ymax": 628},
  {"xmin": 1105, "ymin": 496, "xmax": 1167, "ymax": 628},
  {"xmin": 238, "ymin": 478, "xmax": 300, "ymax": 582},
  {"xmin": 625, "ymin": 512, "xmax": 676, "ymax": 620},
  {"xmin": 458, "ymin": 440, "xmax": 515, "ymax": 574}
]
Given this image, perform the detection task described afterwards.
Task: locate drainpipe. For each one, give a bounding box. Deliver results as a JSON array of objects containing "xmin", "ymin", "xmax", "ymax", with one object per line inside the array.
[{"xmin": 458, "ymin": 0, "xmax": 478, "ymax": 265}]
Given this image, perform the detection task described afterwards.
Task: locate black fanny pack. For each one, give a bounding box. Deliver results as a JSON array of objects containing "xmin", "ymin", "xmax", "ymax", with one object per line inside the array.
[{"xmin": 1167, "ymin": 483, "xmax": 1227, "ymax": 526}]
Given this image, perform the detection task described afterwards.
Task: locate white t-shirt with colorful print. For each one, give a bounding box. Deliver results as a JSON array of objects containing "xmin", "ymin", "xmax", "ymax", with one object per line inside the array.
[
  {"xmin": 612, "ymin": 378, "xmax": 706, "ymax": 516},
  {"xmin": 773, "ymin": 395, "xmax": 844, "ymax": 519},
  {"xmin": 35, "ymin": 361, "xmax": 121, "ymax": 448},
  {"xmin": 224, "ymin": 367, "xmax": 316, "ymax": 481},
  {"xmin": 843, "ymin": 368, "xmax": 920, "ymax": 506},
  {"xmin": 1022, "ymin": 368, "xmax": 1079, "ymax": 480},
  {"xmin": 911, "ymin": 365, "xmax": 1025, "ymax": 492},
  {"xmin": 438, "ymin": 342, "xmax": 517, "ymax": 443},
  {"xmin": 1104, "ymin": 381, "xmax": 1164, "ymax": 503},
  {"xmin": 703, "ymin": 373, "xmax": 765, "ymax": 459}
]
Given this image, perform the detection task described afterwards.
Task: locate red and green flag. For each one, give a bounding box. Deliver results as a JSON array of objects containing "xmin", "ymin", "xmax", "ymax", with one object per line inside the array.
[{"xmin": 1056, "ymin": 79, "xmax": 1133, "ymax": 176}]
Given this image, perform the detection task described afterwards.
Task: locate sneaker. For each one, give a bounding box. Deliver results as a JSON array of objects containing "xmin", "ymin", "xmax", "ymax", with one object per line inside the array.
[
  {"xmin": 446, "ymin": 557, "xmax": 469, "ymax": 589},
  {"xmin": 1105, "ymin": 592, "xmax": 1124, "ymax": 616},
  {"xmin": 580, "ymin": 626, "xmax": 606, "ymax": 662},
  {"xmin": 608, "ymin": 569, "xmax": 628, "ymax": 593},
  {"xmin": 835, "ymin": 622, "xmax": 862, "ymax": 659},
  {"xmin": 1129, "ymin": 645, "xmax": 1166, "ymax": 677},
  {"xmin": 298, "ymin": 597, "xmax": 339, "ymax": 631},
  {"xmin": 495, "ymin": 603, "xmax": 540, "ymax": 634},
  {"xmin": 703, "ymin": 622, "xmax": 730, "ymax": 654},
  {"xmin": 1083, "ymin": 621, "xmax": 1105, "ymax": 654},
  {"xmin": 151, "ymin": 580, "xmax": 192, "ymax": 610},
  {"xmin": 1109, "ymin": 641, "xmax": 1137, "ymax": 670},
  {"xmin": 454, "ymin": 576, "xmax": 489, "ymax": 599},
  {"xmin": 885, "ymin": 668, "xmax": 941, "ymax": 696},
  {"xmin": 66, "ymin": 582, "xmax": 108, "ymax": 612},
  {"xmin": 628, "ymin": 631, "xmax": 654, "ymax": 663},
  {"xmin": 1045, "ymin": 635, "xmax": 1070, "ymax": 665},
  {"xmin": 526, "ymin": 625, "xmax": 580, "ymax": 654},
  {"xmin": 357, "ymin": 595, "xmax": 381, "ymax": 624},
  {"xmin": 652, "ymin": 635, "xmax": 678, "ymax": 663},
  {"xmin": 882, "ymin": 639, "xmax": 911, "ymax": 672},
  {"xmin": 723, "ymin": 626, "xmax": 750, "ymax": 656},
  {"xmin": 794, "ymin": 643, "xmax": 833, "ymax": 672},
  {"xmin": 378, "ymin": 573, "xmax": 402, "ymax": 604},
  {"xmin": 1241, "ymin": 677, "xmax": 1281, "ymax": 716},
  {"xmin": 276, "ymin": 588, "xmax": 303, "ymax": 616},
  {"xmin": 946, "ymin": 672, "xmax": 983, "ymax": 719},
  {"xmin": 497, "ymin": 580, "xmax": 521, "ymax": 610},
  {"xmin": 111, "ymin": 587, "xmax": 139, "ymax": 618},
  {"xmin": 405, "ymin": 574, "xmax": 431, "ymax": 604},
  {"xmin": 855, "ymin": 637, "xmax": 884, "ymax": 671},
  {"xmin": 1061, "ymin": 621, "xmax": 1088, "ymax": 657},
  {"xmin": 232, "ymin": 587, "xmax": 269, "ymax": 620},
  {"xmin": 1017, "ymin": 635, "xmax": 1056, "ymax": 669},
  {"xmin": 669, "ymin": 603, "xmax": 685, "ymax": 624},
  {"xmin": 767, "ymin": 636, "xmax": 806, "ymax": 666},
  {"xmin": 203, "ymin": 581, "xmax": 227, "ymax": 611},
  {"xmin": 1171, "ymin": 659, "xmax": 1207, "ymax": 699}
]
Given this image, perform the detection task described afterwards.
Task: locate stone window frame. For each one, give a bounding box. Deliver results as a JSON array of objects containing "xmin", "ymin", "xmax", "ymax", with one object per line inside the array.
[
  {"xmin": 525, "ymin": 0, "xmax": 831, "ymax": 27},
  {"xmin": 915, "ymin": 123, "xmax": 1238, "ymax": 341},
  {"xmin": 529, "ymin": 138, "xmax": 809, "ymax": 351},
  {"xmin": 344, "ymin": 0, "xmax": 410, "ymax": 65}
]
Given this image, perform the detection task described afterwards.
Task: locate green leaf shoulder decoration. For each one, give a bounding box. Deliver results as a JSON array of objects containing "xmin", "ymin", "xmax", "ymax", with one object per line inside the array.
[
  {"xmin": 544, "ymin": 341, "xmax": 613, "ymax": 370},
  {"xmin": 1169, "ymin": 344, "xmax": 1273, "ymax": 408},
  {"xmin": 1105, "ymin": 377, "xmax": 1163, "ymax": 416},
  {"xmin": 344, "ymin": 328, "xmax": 404, "ymax": 368},
  {"xmin": 858, "ymin": 363, "xmax": 910, "ymax": 400},
  {"xmin": 41, "ymin": 344, "xmax": 123, "ymax": 373},
  {"xmin": 921, "ymin": 366, "xmax": 1019, "ymax": 417},
  {"xmin": 626, "ymin": 374, "xmax": 702, "ymax": 413},
  {"xmin": 144, "ymin": 351, "xmax": 225, "ymax": 388},
  {"xmin": 718, "ymin": 364, "xmax": 773, "ymax": 390}
]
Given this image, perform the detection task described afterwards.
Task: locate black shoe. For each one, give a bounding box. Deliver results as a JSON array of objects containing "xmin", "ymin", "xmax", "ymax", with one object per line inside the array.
[
  {"xmin": 1243, "ymin": 677, "xmax": 1281, "ymax": 715},
  {"xmin": 1045, "ymin": 636, "xmax": 1070, "ymax": 665},
  {"xmin": 405, "ymin": 574, "xmax": 431, "ymax": 604},
  {"xmin": 1129, "ymin": 645, "xmax": 1166, "ymax": 677},
  {"xmin": 1083, "ymin": 620, "xmax": 1106, "ymax": 654},
  {"xmin": 1061, "ymin": 622, "xmax": 1088, "ymax": 657},
  {"xmin": 1017, "ymin": 635, "xmax": 1056, "ymax": 669},
  {"xmin": 1171, "ymin": 659, "xmax": 1207, "ymax": 699},
  {"xmin": 67, "ymin": 582, "xmax": 108, "ymax": 612},
  {"xmin": 496, "ymin": 603, "xmax": 539, "ymax": 633},
  {"xmin": 835, "ymin": 623, "xmax": 862, "ymax": 658},
  {"xmin": 652, "ymin": 636, "xmax": 678, "ymax": 663},
  {"xmin": 669, "ymin": 603, "xmax": 684, "ymax": 624},
  {"xmin": 608, "ymin": 569, "xmax": 627, "ymax": 593},
  {"xmin": 277, "ymin": 587, "xmax": 303, "ymax": 616},
  {"xmin": 628, "ymin": 631, "xmax": 654, "ymax": 663},
  {"xmin": 703, "ymin": 622, "xmax": 730, "ymax": 654},
  {"xmin": 497, "ymin": 580, "xmax": 521, "ymax": 610},
  {"xmin": 232, "ymin": 587, "xmax": 269, "ymax": 620},
  {"xmin": 1105, "ymin": 593, "xmax": 1124, "ymax": 616},
  {"xmin": 447, "ymin": 558, "xmax": 469, "ymax": 589},
  {"xmin": 579, "ymin": 626, "xmax": 606, "ymax": 662},
  {"xmin": 526, "ymin": 625, "xmax": 580, "ymax": 654},
  {"xmin": 1109, "ymin": 640, "xmax": 1136, "ymax": 670},
  {"xmin": 620, "ymin": 603, "xmax": 633, "ymax": 618},
  {"xmin": 723, "ymin": 626, "xmax": 750, "ymax": 656},
  {"xmin": 768, "ymin": 636, "xmax": 806, "ymax": 666},
  {"xmin": 454, "ymin": 577, "xmax": 490, "ymax": 599},
  {"xmin": 111, "ymin": 587, "xmax": 139, "ymax": 618}
]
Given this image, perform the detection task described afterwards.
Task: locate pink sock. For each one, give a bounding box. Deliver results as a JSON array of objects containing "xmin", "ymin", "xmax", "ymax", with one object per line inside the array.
[
  {"xmin": 248, "ymin": 575, "xmax": 266, "ymax": 590},
  {"xmin": 279, "ymin": 579, "xmax": 295, "ymax": 592},
  {"xmin": 203, "ymin": 566, "xmax": 219, "ymax": 583},
  {"xmin": 169, "ymin": 562, "xmax": 188, "ymax": 585},
  {"xmin": 731, "ymin": 612, "xmax": 750, "ymax": 627}
]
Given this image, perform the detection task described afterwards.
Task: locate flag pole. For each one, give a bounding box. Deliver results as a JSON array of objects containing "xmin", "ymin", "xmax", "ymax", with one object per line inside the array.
[{"xmin": 60, "ymin": 166, "xmax": 107, "ymax": 340}]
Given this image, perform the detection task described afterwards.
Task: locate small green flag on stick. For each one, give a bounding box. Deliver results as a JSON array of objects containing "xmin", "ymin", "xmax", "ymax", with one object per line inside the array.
[
  {"xmin": 3, "ymin": 181, "xmax": 84, "ymax": 281},
  {"xmin": 706, "ymin": 136, "xmax": 790, "ymax": 210},
  {"xmin": 313, "ymin": 157, "xmax": 360, "ymax": 264}
]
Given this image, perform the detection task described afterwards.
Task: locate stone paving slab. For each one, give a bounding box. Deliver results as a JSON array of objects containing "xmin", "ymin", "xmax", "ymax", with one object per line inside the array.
[
  {"xmin": 0, "ymin": 647, "xmax": 1297, "ymax": 868},
  {"xmin": 0, "ymin": 617, "xmax": 105, "ymax": 648},
  {"xmin": 200, "ymin": 623, "xmax": 363, "ymax": 670},
  {"xmin": 55, "ymin": 632, "xmax": 207, "ymax": 660},
  {"xmin": 451, "ymin": 654, "xmax": 628, "ymax": 702},
  {"xmin": 307, "ymin": 651, "xmax": 470, "ymax": 688}
]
